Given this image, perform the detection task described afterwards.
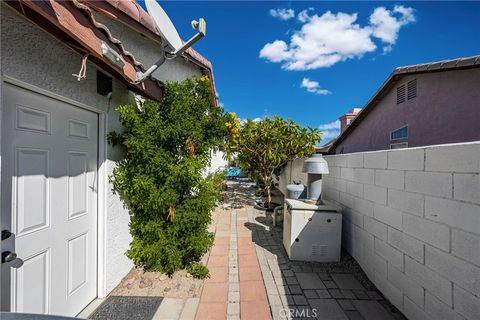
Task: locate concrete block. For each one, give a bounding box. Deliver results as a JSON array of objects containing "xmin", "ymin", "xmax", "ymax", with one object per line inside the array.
[
  {"xmin": 364, "ymin": 184, "xmax": 387, "ymax": 205},
  {"xmin": 354, "ymin": 225, "xmax": 374, "ymax": 252},
  {"xmin": 425, "ymin": 245, "xmax": 480, "ymax": 296},
  {"xmin": 354, "ymin": 197, "xmax": 374, "ymax": 217},
  {"xmin": 374, "ymin": 238, "xmax": 404, "ymax": 271},
  {"xmin": 334, "ymin": 155, "xmax": 347, "ymax": 168},
  {"xmin": 388, "ymin": 227, "xmax": 424, "ymax": 263},
  {"xmin": 387, "ymin": 264, "xmax": 425, "ymax": 307},
  {"xmin": 324, "ymin": 188, "xmax": 340, "ymax": 203},
  {"xmin": 364, "ymin": 151, "xmax": 388, "ymax": 169},
  {"xmin": 373, "ymin": 204, "xmax": 403, "ymax": 230},
  {"xmin": 345, "ymin": 209, "xmax": 363, "ymax": 227},
  {"xmin": 308, "ymin": 299, "xmax": 349, "ymax": 320},
  {"xmin": 388, "ymin": 148, "xmax": 425, "ymax": 171},
  {"xmin": 405, "ymin": 256, "xmax": 453, "ymax": 306},
  {"xmin": 454, "ymin": 173, "xmax": 480, "ymax": 205},
  {"xmin": 336, "ymin": 178, "xmax": 347, "ymax": 192},
  {"xmin": 331, "ymin": 274, "xmax": 365, "ymax": 290},
  {"xmin": 340, "ymin": 192, "xmax": 355, "ymax": 209},
  {"xmin": 453, "ymin": 285, "xmax": 480, "ymax": 320},
  {"xmin": 179, "ymin": 298, "xmax": 200, "ymax": 320},
  {"xmin": 425, "ymin": 291, "xmax": 465, "ymax": 320},
  {"xmin": 452, "ymin": 229, "xmax": 480, "ymax": 267},
  {"xmin": 388, "ymin": 189, "xmax": 424, "ymax": 217},
  {"xmin": 425, "ymin": 196, "xmax": 480, "ymax": 234},
  {"xmin": 329, "ymin": 166, "xmax": 341, "ymax": 178},
  {"xmin": 154, "ymin": 297, "xmax": 185, "ymax": 320},
  {"xmin": 403, "ymin": 213, "xmax": 450, "ymax": 252},
  {"xmin": 346, "ymin": 153, "xmax": 364, "ymax": 168},
  {"xmin": 346, "ymin": 181, "xmax": 364, "ymax": 198},
  {"xmin": 353, "ymin": 168, "xmax": 375, "ymax": 184},
  {"xmin": 353, "ymin": 297, "xmax": 397, "ymax": 320},
  {"xmin": 341, "ymin": 167, "xmax": 355, "ymax": 181},
  {"xmin": 375, "ymin": 170, "xmax": 405, "ymax": 190},
  {"xmin": 296, "ymin": 273, "xmax": 326, "ymax": 290},
  {"xmin": 364, "ymin": 216, "xmax": 388, "ymax": 241},
  {"xmin": 405, "ymin": 171, "xmax": 452, "ymax": 198},
  {"xmin": 425, "ymin": 143, "xmax": 480, "ymax": 173},
  {"xmin": 403, "ymin": 297, "xmax": 429, "ymax": 320},
  {"xmin": 373, "ymin": 252, "xmax": 388, "ymax": 279}
]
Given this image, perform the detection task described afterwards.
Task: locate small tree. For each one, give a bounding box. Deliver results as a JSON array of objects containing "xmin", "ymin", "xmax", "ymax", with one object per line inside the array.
[
  {"xmin": 108, "ymin": 76, "xmax": 233, "ymax": 277},
  {"xmin": 229, "ymin": 116, "xmax": 321, "ymax": 206}
]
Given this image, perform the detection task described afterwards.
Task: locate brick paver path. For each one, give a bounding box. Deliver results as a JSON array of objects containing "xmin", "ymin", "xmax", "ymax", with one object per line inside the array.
[
  {"xmin": 196, "ymin": 180, "xmax": 407, "ymax": 320},
  {"xmin": 196, "ymin": 181, "xmax": 272, "ymax": 320}
]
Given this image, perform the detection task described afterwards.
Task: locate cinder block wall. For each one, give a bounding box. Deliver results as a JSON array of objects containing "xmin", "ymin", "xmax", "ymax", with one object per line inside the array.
[
  {"xmin": 278, "ymin": 158, "xmax": 308, "ymax": 195},
  {"xmin": 321, "ymin": 142, "xmax": 480, "ymax": 320}
]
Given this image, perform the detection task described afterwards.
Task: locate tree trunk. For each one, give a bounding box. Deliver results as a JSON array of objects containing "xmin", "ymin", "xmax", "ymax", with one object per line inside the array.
[{"xmin": 263, "ymin": 175, "xmax": 272, "ymax": 206}]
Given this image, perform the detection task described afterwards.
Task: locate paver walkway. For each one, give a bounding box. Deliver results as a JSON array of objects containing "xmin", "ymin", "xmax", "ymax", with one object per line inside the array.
[
  {"xmin": 196, "ymin": 180, "xmax": 407, "ymax": 320},
  {"xmin": 196, "ymin": 184, "xmax": 271, "ymax": 320}
]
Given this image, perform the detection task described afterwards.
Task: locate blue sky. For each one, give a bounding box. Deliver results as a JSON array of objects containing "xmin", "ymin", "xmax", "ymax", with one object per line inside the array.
[{"xmin": 139, "ymin": 1, "xmax": 480, "ymax": 143}]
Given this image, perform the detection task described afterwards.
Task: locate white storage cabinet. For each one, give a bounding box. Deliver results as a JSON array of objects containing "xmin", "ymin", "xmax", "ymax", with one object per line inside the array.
[{"xmin": 283, "ymin": 199, "xmax": 342, "ymax": 262}]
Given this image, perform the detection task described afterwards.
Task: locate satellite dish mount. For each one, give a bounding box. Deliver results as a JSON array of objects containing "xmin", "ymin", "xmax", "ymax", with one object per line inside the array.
[{"xmin": 135, "ymin": 0, "xmax": 207, "ymax": 84}]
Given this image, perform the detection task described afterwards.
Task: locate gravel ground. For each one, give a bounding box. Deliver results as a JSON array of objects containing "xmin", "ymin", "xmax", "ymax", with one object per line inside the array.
[{"xmin": 110, "ymin": 206, "xmax": 227, "ymax": 299}]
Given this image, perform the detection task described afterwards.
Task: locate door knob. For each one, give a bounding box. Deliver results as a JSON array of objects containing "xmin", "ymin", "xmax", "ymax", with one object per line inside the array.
[
  {"xmin": 1, "ymin": 230, "xmax": 12, "ymax": 241},
  {"xmin": 2, "ymin": 251, "xmax": 17, "ymax": 263}
]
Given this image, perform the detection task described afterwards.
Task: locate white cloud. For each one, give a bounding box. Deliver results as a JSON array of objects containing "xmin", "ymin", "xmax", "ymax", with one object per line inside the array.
[
  {"xmin": 259, "ymin": 40, "xmax": 291, "ymax": 63},
  {"xmin": 319, "ymin": 120, "xmax": 341, "ymax": 139},
  {"xmin": 260, "ymin": 6, "xmax": 415, "ymax": 70},
  {"xmin": 370, "ymin": 5, "xmax": 415, "ymax": 52},
  {"xmin": 319, "ymin": 120, "xmax": 340, "ymax": 130},
  {"xmin": 239, "ymin": 117, "xmax": 262, "ymax": 125},
  {"xmin": 301, "ymin": 78, "xmax": 331, "ymax": 95},
  {"xmin": 269, "ymin": 8, "xmax": 295, "ymax": 21},
  {"xmin": 297, "ymin": 8, "xmax": 314, "ymax": 23}
]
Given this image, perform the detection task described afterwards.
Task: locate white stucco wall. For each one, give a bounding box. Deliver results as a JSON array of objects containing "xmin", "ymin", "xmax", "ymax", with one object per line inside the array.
[
  {"xmin": 1, "ymin": 5, "xmax": 133, "ymax": 296},
  {"xmin": 93, "ymin": 14, "xmax": 203, "ymax": 83},
  {"xmin": 203, "ymin": 150, "xmax": 228, "ymax": 176},
  {"xmin": 1, "ymin": 5, "xmax": 208, "ymax": 297}
]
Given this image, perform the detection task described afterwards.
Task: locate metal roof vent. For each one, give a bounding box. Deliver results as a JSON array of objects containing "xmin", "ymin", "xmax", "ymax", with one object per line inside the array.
[
  {"xmin": 397, "ymin": 84, "xmax": 406, "ymax": 104},
  {"xmin": 407, "ymin": 79, "xmax": 417, "ymax": 100},
  {"xmin": 302, "ymin": 154, "xmax": 329, "ymax": 202},
  {"xmin": 303, "ymin": 154, "xmax": 329, "ymax": 174}
]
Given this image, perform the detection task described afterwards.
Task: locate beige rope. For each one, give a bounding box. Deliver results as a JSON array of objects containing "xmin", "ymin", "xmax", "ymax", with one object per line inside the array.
[{"xmin": 72, "ymin": 54, "xmax": 89, "ymax": 81}]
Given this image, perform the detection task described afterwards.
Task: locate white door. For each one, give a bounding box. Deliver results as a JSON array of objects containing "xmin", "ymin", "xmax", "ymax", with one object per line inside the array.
[{"xmin": 1, "ymin": 83, "xmax": 98, "ymax": 316}]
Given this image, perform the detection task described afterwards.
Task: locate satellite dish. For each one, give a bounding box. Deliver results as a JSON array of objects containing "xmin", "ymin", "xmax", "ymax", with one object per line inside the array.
[
  {"xmin": 145, "ymin": 0, "xmax": 182, "ymax": 52},
  {"xmin": 136, "ymin": 0, "xmax": 207, "ymax": 84}
]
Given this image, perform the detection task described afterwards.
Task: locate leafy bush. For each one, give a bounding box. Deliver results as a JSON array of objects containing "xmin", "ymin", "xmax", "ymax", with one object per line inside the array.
[
  {"xmin": 108, "ymin": 76, "xmax": 231, "ymax": 276},
  {"xmin": 187, "ymin": 262, "xmax": 210, "ymax": 279}
]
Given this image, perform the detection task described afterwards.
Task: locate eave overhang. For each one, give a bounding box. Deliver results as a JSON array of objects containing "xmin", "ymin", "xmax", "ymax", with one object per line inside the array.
[{"xmin": 6, "ymin": 0, "xmax": 163, "ymax": 101}]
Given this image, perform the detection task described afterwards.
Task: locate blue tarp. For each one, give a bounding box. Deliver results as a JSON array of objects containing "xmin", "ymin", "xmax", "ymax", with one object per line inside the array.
[{"xmin": 226, "ymin": 167, "xmax": 241, "ymax": 178}]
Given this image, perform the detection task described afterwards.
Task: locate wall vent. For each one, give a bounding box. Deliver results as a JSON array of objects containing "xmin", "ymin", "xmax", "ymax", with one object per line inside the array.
[
  {"xmin": 407, "ymin": 79, "xmax": 417, "ymax": 100},
  {"xmin": 397, "ymin": 84, "xmax": 406, "ymax": 104}
]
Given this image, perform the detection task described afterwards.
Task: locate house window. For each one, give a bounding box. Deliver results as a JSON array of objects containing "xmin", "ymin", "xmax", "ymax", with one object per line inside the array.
[
  {"xmin": 390, "ymin": 125, "xmax": 408, "ymax": 140},
  {"xmin": 407, "ymin": 79, "xmax": 417, "ymax": 100},
  {"xmin": 397, "ymin": 84, "xmax": 406, "ymax": 104},
  {"xmin": 390, "ymin": 142, "xmax": 408, "ymax": 149}
]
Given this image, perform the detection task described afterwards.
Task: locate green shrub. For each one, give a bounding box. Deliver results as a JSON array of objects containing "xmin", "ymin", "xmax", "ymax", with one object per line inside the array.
[
  {"xmin": 108, "ymin": 76, "xmax": 231, "ymax": 276},
  {"xmin": 187, "ymin": 262, "xmax": 210, "ymax": 279}
]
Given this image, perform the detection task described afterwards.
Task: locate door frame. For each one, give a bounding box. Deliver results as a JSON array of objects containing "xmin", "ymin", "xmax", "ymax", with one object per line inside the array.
[{"xmin": 0, "ymin": 75, "xmax": 109, "ymax": 310}]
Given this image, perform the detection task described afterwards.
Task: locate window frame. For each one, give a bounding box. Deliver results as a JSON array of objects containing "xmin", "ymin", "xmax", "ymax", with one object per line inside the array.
[
  {"xmin": 390, "ymin": 142, "xmax": 409, "ymax": 149},
  {"xmin": 390, "ymin": 125, "xmax": 408, "ymax": 141}
]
